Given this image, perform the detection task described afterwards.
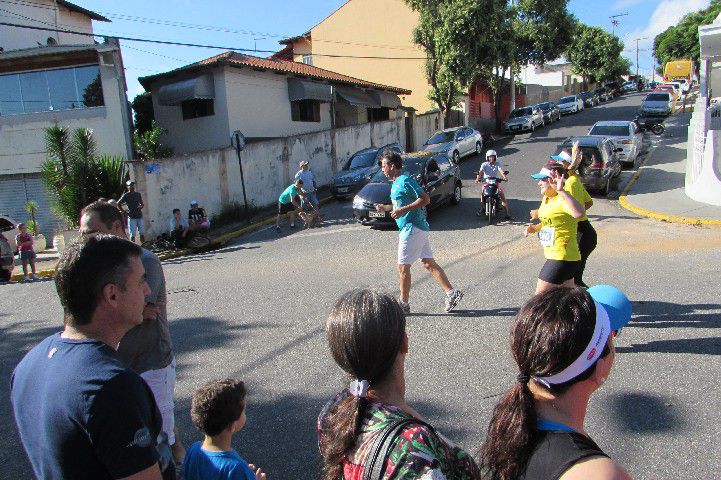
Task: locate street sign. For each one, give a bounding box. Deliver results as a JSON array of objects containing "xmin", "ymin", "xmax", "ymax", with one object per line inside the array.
[{"xmin": 231, "ymin": 131, "xmax": 246, "ymax": 151}]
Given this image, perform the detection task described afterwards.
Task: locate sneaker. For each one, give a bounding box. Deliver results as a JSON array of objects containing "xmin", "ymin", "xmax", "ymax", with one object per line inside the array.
[
  {"xmin": 23, "ymin": 275, "xmax": 29, "ymax": 283},
  {"xmin": 398, "ymin": 299, "xmax": 411, "ymax": 314},
  {"xmin": 32, "ymin": 274, "xmax": 40, "ymax": 281},
  {"xmin": 444, "ymin": 290, "xmax": 463, "ymax": 313},
  {"xmin": 289, "ymin": 224, "xmax": 295, "ymax": 229}
]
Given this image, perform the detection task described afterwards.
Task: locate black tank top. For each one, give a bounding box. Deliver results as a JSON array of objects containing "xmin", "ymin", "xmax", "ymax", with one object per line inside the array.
[{"xmin": 521, "ymin": 431, "xmax": 609, "ymax": 480}]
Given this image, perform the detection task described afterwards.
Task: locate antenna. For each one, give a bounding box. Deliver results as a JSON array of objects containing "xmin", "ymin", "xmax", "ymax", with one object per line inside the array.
[{"xmin": 610, "ymin": 13, "xmax": 629, "ymax": 36}]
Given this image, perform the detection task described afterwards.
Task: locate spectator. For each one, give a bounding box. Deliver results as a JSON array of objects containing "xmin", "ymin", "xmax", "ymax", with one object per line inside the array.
[
  {"xmin": 318, "ymin": 289, "xmax": 480, "ymax": 479},
  {"xmin": 189, "ymin": 201, "xmax": 210, "ymax": 232},
  {"xmin": 15, "ymin": 223, "xmax": 39, "ymax": 282},
  {"xmin": 11, "ymin": 234, "xmax": 166, "ymax": 479},
  {"xmin": 80, "ymin": 201, "xmax": 186, "ymax": 467},
  {"xmin": 118, "ymin": 180, "xmax": 146, "ymax": 243},
  {"xmin": 276, "ymin": 178, "xmax": 305, "ymax": 232},
  {"xmin": 294, "ymin": 160, "xmax": 319, "ymax": 209},
  {"xmin": 184, "ymin": 378, "xmax": 267, "ymax": 480},
  {"xmin": 480, "ymin": 287, "xmax": 632, "ymax": 480},
  {"xmin": 169, "ymin": 208, "xmax": 189, "ymax": 248}
]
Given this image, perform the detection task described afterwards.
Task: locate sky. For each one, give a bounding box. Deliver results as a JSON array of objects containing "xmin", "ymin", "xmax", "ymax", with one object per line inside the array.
[{"xmin": 6, "ymin": 0, "xmax": 712, "ymax": 97}]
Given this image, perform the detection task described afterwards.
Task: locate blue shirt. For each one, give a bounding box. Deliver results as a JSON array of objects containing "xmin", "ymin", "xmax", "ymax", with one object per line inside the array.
[
  {"xmin": 183, "ymin": 442, "xmax": 256, "ymax": 480},
  {"xmin": 390, "ymin": 174, "xmax": 430, "ymax": 236},
  {"xmin": 11, "ymin": 333, "xmax": 162, "ymax": 480}
]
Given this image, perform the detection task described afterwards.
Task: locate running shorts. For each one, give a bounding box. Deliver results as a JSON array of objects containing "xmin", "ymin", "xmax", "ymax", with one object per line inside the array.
[
  {"xmin": 398, "ymin": 228, "xmax": 433, "ymax": 265},
  {"xmin": 539, "ymin": 259, "xmax": 581, "ymax": 284}
]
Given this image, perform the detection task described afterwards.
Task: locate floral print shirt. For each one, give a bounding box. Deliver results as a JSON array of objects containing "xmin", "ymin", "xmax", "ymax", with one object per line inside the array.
[{"xmin": 318, "ymin": 389, "xmax": 480, "ymax": 480}]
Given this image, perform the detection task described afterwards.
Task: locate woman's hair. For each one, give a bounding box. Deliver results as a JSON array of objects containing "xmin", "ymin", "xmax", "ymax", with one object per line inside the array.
[
  {"xmin": 320, "ymin": 289, "xmax": 406, "ymax": 480},
  {"xmin": 480, "ymin": 287, "xmax": 610, "ymax": 480}
]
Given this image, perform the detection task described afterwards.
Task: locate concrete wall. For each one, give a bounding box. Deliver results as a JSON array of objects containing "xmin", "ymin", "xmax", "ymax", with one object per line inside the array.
[
  {"xmin": 131, "ymin": 117, "xmax": 408, "ymax": 236},
  {"xmin": 0, "ymin": 0, "xmax": 95, "ymax": 51},
  {"xmin": 413, "ymin": 112, "xmax": 442, "ymax": 152},
  {"xmin": 686, "ymin": 98, "xmax": 721, "ymax": 205}
]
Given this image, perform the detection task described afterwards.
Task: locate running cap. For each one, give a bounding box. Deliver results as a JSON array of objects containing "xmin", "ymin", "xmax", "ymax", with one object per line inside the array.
[
  {"xmin": 550, "ymin": 150, "xmax": 572, "ymax": 164},
  {"xmin": 299, "ymin": 160, "xmax": 309, "ymax": 167},
  {"xmin": 126, "ymin": 180, "xmax": 135, "ymax": 186},
  {"xmin": 190, "ymin": 201, "xmax": 198, "ymax": 206},
  {"xmin": 531, "ymin": 167, "xmax": 554, "ymax": 180},
  {"xmin": 534, "ymin": 300, "xmax": 613, "ymax": 388},
  {"xmin": 588, "ymin": 284, "xmax": 632, "ymax": 335}
]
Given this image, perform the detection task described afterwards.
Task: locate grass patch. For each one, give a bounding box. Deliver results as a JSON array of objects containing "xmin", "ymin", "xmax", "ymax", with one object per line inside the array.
[{"xmin": 210, "ymin": 201, "xmax": 261, "ymax": 228}]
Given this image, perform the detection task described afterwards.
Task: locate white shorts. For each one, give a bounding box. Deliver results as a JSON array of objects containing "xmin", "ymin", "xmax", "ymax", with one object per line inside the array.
[
  {"xmin": 140, "ymin": 357, "xmax": 177, "ymax": 445},
  {"xmin": 398, "ymin": 228, "xmax": 433, "ymax": 265}
]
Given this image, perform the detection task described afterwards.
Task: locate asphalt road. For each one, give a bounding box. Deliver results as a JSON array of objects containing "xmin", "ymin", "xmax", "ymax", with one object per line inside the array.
[{"xmin": 2, "ymin": 92, "xmax": 720, "ymax": 479}]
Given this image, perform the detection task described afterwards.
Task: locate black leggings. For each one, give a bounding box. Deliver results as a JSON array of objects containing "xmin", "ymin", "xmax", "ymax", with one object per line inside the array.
[{"xmin": 575, "ymin": 220, "xmax": 597, "ymax": 285}]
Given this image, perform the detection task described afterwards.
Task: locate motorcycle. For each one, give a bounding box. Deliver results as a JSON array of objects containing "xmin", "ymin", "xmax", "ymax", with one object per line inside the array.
[
  {"xmin": 633, "ymin": 113, "xmax": 665, "ymax": 135},
  {"xmin": 479, "ymin": 173, "xmax": 508, "ymax": 225}
]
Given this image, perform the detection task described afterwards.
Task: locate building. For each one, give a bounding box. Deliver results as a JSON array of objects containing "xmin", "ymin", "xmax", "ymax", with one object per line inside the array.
[
  {"xmin": 138, "ymin": 52, "xmax": 411, "ymax": 155},
  {"xmin": 0, "ymin": 1, "xmax": 133, "ymax": 237},
  {"xmin": 519, "ymin": 62, "xmax": 588, "ymax": 104}
]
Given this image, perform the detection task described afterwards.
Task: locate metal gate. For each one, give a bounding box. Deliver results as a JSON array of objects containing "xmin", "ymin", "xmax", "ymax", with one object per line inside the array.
[{"xmin": 0, "ymin": 174, "xmax": 66, "ymax": 237}]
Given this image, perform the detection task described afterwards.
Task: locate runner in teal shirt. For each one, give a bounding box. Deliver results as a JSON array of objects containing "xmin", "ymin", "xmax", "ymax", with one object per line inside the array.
[
  {"xmin": 390, "ymin": 174, "xmax": 430, "ymax": 238},
  {"xmin": 276, "ymin": 179, "xmax": 304, "ymax": 232}
]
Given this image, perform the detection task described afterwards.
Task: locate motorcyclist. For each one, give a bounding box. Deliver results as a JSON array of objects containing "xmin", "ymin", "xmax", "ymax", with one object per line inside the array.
[{"xmin": 476, "ymin": 149, "xmax": 513, "ymax": 219}]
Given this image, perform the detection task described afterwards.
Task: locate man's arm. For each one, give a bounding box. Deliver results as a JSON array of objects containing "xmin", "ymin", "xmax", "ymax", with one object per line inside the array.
[{"xmin": 119, "ymin": 464, "xmax": 162, "ymax": 480}]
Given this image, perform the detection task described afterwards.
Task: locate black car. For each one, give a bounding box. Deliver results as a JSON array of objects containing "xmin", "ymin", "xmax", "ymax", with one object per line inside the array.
[
  {"xmin": 0, "ymin": 232, "xmax": 14, "ymax": 282},
  {"xmin": 352, "ymin": 151, "xmax": 462, "ymax": 226},
  {"xmin": 579, "ymin": 91, "xmax": 599, "ymax": 108},
  {"xmin": 331, "ymin": 143, "xmax": 405, "ymax": 199},
  {"xmin": 604, "ymin": 82, "xmax": 622, "ymax": 98},
  {"xmin": 557, "ymin": 136, "xmax": 623, "ymax": 196},
  {"xmin": 536, "ymin": 102, "xmax": 561, "ymax": 123}
]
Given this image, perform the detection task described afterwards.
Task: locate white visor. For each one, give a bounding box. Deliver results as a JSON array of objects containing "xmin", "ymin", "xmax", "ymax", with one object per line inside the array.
[{"xmin": 534, "ymin": 301, "xmax": 611, "ymax": 387}]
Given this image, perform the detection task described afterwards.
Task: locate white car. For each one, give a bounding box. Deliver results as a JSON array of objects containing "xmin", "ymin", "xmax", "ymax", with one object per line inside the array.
[
  {"xmin": 622, "ymin": 81, "xmax": 636, "ymax": 93},
  {"xmin": 662, "ymin": 82, "xmax": 684, "ymax": 99},
  {"xmin": 0, "ymin": 215, "xmax": 21, "ymax": 252},
  {"xmin": 503, "ymin": 106, "xmax": 545, "ymax": 134},
  {"xmin": 557, "ymin": 95, "xmax": 584, "ymax": 114},
  {"xmin": 587, "ymin": 121, "xmax": 643, "ymax": 168},
  {"xmin": 422, "ymin": 126, "xmax": 483, "ymax": 164}
]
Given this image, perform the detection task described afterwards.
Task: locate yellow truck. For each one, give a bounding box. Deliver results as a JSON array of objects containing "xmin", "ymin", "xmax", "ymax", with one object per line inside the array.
[{"xmin": 664, "ymin": 60, "xmax": 694, "ymax": 82}]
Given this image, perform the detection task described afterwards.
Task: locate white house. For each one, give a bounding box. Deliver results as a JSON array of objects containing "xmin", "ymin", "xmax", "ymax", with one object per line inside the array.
[
  {"xmin": 139, "ymin": 52, "xmax": 411, "ymax": 155},
  {"xmin": 0, "ymin": 0, "xmax": 133, "ymax": 236},
  {"xmin": 519, "ymin": 62, "xmax": 587, "ymax": 104}
]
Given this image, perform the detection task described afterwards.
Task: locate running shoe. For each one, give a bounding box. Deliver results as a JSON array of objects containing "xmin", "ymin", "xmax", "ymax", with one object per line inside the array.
[
  {"xmin": 444, "ymin": 290, "xmax": 463, "ymax": 313},
  {"xmin": 398, "ymin": 299, "xmax": 411, "ymax": 314},
  {"xmin": 32, "ymin": 274, "xmax": 40, "ymax": 281},
  {"xmin": 23, "ymin": 275, "xmax": 29, "ymax": 283}
]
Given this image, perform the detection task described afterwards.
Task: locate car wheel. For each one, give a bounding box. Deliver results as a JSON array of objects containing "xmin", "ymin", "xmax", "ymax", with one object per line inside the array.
[
  {"xmin": 451, "ymin": 182, "xmax": 462, "ymax": 205},
  {"xmin": 475, "ymin": 142, "xmax": 482, "ymax": 156},
  {"xmin": 452, "ymin": 150, "xmax": 460, "ymax": 164}
]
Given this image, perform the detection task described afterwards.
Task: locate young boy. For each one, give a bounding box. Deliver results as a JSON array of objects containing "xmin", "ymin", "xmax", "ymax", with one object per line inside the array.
[
  {"xmin": 184, "ymin": 378, "xmax": 267, "ymax": 480},
  {"xmin": 276, "ymin": 179, "xmax": 305, "ymax": 232},
  {"xmin": 15, "ymin": 223, "xmax": 39, "ymax": 282}
]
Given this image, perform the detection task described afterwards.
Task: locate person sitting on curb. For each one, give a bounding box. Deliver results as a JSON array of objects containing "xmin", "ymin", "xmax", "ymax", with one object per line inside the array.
[
  {"xmin": 169, "ymin": 208, "xmax": 190, "ymax": 248},
  {"xmin": 276, "ymin": 178, "xmax": 307, "ymax": 232},
  {"xmin": 184, "ymin": 378, "xmax": 267, "ymax": 480},
  {"xmin": 15, "ymin": 223, "xmax": 39, "ymax": 282},
  {"xmin": 188, "ymin": 201, "xmax": 210, "ymax": 233}
]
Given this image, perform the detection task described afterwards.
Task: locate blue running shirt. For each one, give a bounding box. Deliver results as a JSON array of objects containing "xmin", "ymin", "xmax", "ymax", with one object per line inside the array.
[{"xmin": 390, "ymin": 174, "xmax": 430, "ymax": 237}]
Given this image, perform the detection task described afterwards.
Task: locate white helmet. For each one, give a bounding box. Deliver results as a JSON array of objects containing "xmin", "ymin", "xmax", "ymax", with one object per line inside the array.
[{"xmin": 485, "ymin": 149, "xmax": 498, "ymax": 160}]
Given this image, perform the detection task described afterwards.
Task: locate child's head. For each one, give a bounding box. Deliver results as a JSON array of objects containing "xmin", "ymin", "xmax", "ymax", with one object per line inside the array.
[
  {"xmin": 191, "ymin": 378, "xmax": 247, "ymax": 437},
  {"xmin": 294, "ymin": 178, "xmax": 304, "ymax": 188},
  {"xmin": 173, "ymin": 208, "xmax": 181, "ymax": 218},
  {"xmin": 17, "ymin": 223, "xmax": 26, "ymax": 233}
]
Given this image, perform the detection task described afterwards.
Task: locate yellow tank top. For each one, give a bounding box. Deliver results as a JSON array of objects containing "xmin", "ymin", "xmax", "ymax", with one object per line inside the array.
[{"xmin": 564, "ymin": 174, "xmax": 591, "ymax": 222}]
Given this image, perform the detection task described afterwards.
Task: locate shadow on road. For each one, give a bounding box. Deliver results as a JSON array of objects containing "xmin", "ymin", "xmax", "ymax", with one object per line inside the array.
[{"xmin": 604, "ymin": 391, "xmax": 685, "ymax": 434}]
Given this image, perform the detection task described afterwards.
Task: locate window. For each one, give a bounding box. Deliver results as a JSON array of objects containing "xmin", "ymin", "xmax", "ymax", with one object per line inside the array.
[
  {"xmin": 181, "ymin": 99, "xmax": 214, "ymax": 120},
  {"xmin": 0, "ymin": 65, "xmax": 103, "ymax": 116},
  {"xmin": 302, "ymin": 55, "xmax": 313, "ymax": 66},
  {"xmin": 436, "ymin": 155, "xmax": 451, "ymax": 172},
  {"xmin": 0, "ymin": 218, "xmax": 14, "ymax": 231},
  {"xmin": 368, "ymin": 107, "xmax": 390, "ymax": 122},
  {"xmin": 291, "ymin": 99, "xmax": 320, "ymax": 122}
]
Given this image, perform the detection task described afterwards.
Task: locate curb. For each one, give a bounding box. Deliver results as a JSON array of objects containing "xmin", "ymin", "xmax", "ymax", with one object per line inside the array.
[{"xmin": 10, "ymin": 268, "xmax": 56, "ymax": 282}]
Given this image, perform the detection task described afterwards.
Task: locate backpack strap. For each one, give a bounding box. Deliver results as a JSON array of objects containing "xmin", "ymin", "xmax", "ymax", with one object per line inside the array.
[{"xmin": 362, "ymin": 418, "xmax": 435, "ymax": 480}]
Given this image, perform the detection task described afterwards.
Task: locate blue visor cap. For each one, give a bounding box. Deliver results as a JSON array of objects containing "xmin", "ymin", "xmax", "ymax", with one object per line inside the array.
[
  {"xmin": 531, "ymin": 167, "xmax": 554, "ymax": 180},
  {"xmin": 588, "ymin": 284, "xmax": 632, "ymax": 334}
]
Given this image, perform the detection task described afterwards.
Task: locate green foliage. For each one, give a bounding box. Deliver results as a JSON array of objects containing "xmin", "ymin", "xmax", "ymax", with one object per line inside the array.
[
  {"xmin": 82, "ymin": 73, "xmax": 103, "ymax": 107},
  {"xmin": 24, "ymin": 200, "xmax": 39, "ymax": 236},
  {"xmin": 40, "ymin": 126, "xmax": 128, "ymax": 227},
  {"xmin": 566, "ymin": 23, "xmax": 626, "ymax": 83},
  {"xmin": 133, "ymin": 120, "xmax": 173, "ymax": 161},
  {"xmin": 131, "ymin": 91, "xmax": 155, "ymax": 134},
  {"xmin": 26, "ymin": 220, "xmax": 38, "ymax": 237},
  {"xmin": 654, "ymin": 0, "xmax": 721, "ymax": 75},
  {"xmin": 210, "ymin": 201, "xmax": 260, "ymax": 228}
]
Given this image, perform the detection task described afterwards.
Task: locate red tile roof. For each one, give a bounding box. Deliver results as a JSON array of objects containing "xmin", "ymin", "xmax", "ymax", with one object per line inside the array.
[{"xmin": 138, "ymin": 51, "xmax": 411, "ymax": 95}]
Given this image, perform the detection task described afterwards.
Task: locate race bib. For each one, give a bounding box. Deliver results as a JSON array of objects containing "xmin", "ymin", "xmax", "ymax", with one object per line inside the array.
[{"xmin": 538, "ymin": 226, "xmax": 556, "ymax": 247}]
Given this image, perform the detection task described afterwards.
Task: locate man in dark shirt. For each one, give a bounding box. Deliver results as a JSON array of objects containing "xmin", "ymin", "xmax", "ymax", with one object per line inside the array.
[
  {"xmin": 11, "ymin": 234, "xmax": 165, "ymax": 480},
  {"xmin": 188, "ymin": 201, "xmax": 210, "ymax": 232},
  {"xmin": 119, "ymin": 180, "xmax": 146, "ymax": 243}
]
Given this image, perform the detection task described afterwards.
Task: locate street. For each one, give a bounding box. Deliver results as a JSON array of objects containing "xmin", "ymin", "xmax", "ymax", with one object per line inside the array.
[{"xmin": 2, "ymin": 92, "xmax": 720, "ymax": 479}]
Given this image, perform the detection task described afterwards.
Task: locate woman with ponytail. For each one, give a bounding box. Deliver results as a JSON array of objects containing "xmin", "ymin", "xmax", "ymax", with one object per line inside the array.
[
  {"xmin": 318, "ymin": 289, "xmax": 479, "ymax": 479},
  {"xmin": 481, "ymin": 287, "xmax": 632, "ymax": 480}
]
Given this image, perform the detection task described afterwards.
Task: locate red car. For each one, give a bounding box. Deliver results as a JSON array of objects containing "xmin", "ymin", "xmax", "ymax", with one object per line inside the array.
[{"xmin": 0, "ymin": 232, "xmax": 14, "ymax": 282}]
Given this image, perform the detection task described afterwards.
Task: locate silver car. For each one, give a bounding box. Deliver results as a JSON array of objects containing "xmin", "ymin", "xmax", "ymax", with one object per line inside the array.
[
  {"xmin": 640, "ymin": 92, "xmax": 672, "ymax": 116},
  {"xmin": 503, "ymin": 106, "xmax": 545, "ymax": 134},
  {"xmin": 588, "ymin": 121, "xmax": 643, "ymax": 168},
  {"xmin": 422, "ymin": 126, "xmax": 483, "ymax": 164},
  {"xmin": 557, "ymin": 95, "xmax": 584, "ymax": 114}
]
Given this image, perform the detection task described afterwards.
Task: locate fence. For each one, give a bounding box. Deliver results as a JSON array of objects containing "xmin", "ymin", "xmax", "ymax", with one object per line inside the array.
[{"xmin": 130, "ymin": 113, "xmax": 440, "ymax": 236}]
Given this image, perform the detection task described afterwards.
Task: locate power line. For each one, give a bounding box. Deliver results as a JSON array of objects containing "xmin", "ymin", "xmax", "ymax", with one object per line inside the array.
[{"xmin": 0, "ymin": 22, "xmax": 429, "ymax": 60}]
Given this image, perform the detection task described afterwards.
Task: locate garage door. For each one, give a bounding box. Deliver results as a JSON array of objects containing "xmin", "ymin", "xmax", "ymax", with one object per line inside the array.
[{"xmin": 0, "ymin": 174, "xmax": 66, "ymax": 238}]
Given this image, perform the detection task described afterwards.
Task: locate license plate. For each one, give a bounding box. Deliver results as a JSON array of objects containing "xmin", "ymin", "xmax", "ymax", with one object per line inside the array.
[
  {"xmin": 511, "ymin": 125, "xmax": 520, "ymax": 130},
  {"xmin": 368, "ymin": 211, "xmax": 385, "ymax": 218},
  {"xmin": 337, "ymin": 187, "xmax": 349, "ymax": 193}
]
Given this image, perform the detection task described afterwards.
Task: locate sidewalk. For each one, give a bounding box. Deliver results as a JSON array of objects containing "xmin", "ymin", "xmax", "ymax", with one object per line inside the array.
[{"xmin": 619, "ymin": 112, "xmax": 721, "ymax": 226}]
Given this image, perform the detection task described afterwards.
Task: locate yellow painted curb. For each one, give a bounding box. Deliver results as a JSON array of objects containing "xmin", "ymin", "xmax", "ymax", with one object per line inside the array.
[{"xmin": 10, "ymin": 268, "xmax": 56, "ymax": 282}]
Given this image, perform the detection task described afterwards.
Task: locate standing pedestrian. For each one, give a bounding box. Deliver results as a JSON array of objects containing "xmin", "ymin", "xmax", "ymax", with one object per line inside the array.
[
  {"xmin": 80, "ymin": 200, "xmax": 186, "ymax": 467},
  {"xmin": 11, "ymin": 234, "xmax": 167, "ymax": 479},
  {"xmin": 118, "ymin": 180, "xmax": 146, "ymax": 243},
  {"xmin": 374, "ymin": 150, "xmax": 463, "ymax": 313},
  {"xmin": 14, "ymin": 223, "xmax": 39, "ymax": 281},
  {"xmin": 295, "ymin": 160, "xmax": 319, "ymax": 209},
  {"xmin": 525, "ymin": 166, "xmax": 586, "ymax": 295},
  {"xmin": 550, "ymin": 145, "xmax": 598, "ymax": 288}
]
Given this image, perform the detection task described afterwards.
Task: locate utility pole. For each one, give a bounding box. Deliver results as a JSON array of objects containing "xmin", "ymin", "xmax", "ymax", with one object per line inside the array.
[
  {"xmin": 509, "ymin": 0, "xmax": 517, "ymax": 111},
  {"xmin": 610, "ymin": 13, "xmax": 629, "ymax": 37},
  {"xmin": 635, "ymin": 37, "xmax": 647, "ymax": 81}
]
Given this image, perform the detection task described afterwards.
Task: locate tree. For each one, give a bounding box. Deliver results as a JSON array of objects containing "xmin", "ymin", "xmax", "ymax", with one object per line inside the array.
[
  {"xmin": 654, "ymin": 0, "xmax": 721, "ymax": 77},
  {"xmin": 131, "ymin": 91, "xmax": 155, "ymax": 134},
  {"xmin": 133, "ymin": 121, "xmax": 173, "ymax": 161},
  {"xmin": 567, "ymin": 23, "xmax": 626, "ymax": 84}
]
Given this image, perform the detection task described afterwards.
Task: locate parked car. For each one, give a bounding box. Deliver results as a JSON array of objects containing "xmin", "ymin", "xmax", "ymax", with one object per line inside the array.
[
  {"xmin": 677, "ymin": 78, "xmax": 692, "ymax": 94},
  {"xmin": 604, "ymin": 81, "xmax": 622, "ymax": 97},
  {"xmin": 557, "ymin": 136, "xmax": 622, "ymax": 196},
  {"xmin": 622, "ymin": 81, "xmax": 636, "ymax": 93},
  {"xmin": 0, "ymin": 232, "xmax": 14, "ymax": 282},
  {"xmin": 503, "ymin": 106, "xmax": 545, "ymax": 134},
  {"xmin": 595, "ymin": 87, "xmax": 611, "ymax": 102},
  {"xmin": 557, "ymin": 95, "xmax": 584, "ymax": 115},
  {"xmin": 536, "ymin": 102, "xmax": 561, "ymax": 123},
  {"xmin": 662, "ymin": 82, "xmax": 683, "ymax": 99},
  {"xmin": 587, "ymin": 121, "xmax": 643, "ymax": 168},
  {"xmin": 0, "ymin": 215, "xmax": 20, "ymax": 252},
  {"xmin": 352, "ymin": 151, "xmax": 462, "ymax": 226},
  {"xmin": 641, "ymin": 92, "xmax": 673, "ymax": 116},
  {"xmin": 330, "ymin": 143, "xmax": 404, "ymax": 199},
  {"xmin": 648, "ymin": 81, "xmax": 658, "ymax": 90},
  {"xmin": 655, "ymin": 85, "xmax": 678, "ymax": 101},
  {"xmin": 422, "ymin": 126, "xmax": 483, "ymax": 164},
  {"xmin": 579, "ymin": 91, "xmax": 599, "ymax": 108}
]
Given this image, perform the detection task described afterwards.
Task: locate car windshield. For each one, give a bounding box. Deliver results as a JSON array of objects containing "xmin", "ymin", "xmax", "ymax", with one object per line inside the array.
[
  {"xmin": 370, "ymin": 160, "xmax": 425, "ymax": 182},
  {"xmin": 646, "ymin": 93, "xmax": 670, "ymax": 101},
  {"xmin": 347, "ymin": 151, "xmax": 377, "ymax": 170},
  {"xmin": 426, "ymin": 131, "xmax": 456, "ymax": 145},
  {"xmin": 510, "ymin": 108, "xmax": 532, "ymax": 118},
  {"xmin": 559, "ymin": 96, "xmax": 575, "ymax": 104},
  {"xmin": 589, "ymin": 125, "xmax": 630, "ymax": 136},
  {"xmin": 537, "ymin": 103, "xmax": 550, "ymax": 110}
]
